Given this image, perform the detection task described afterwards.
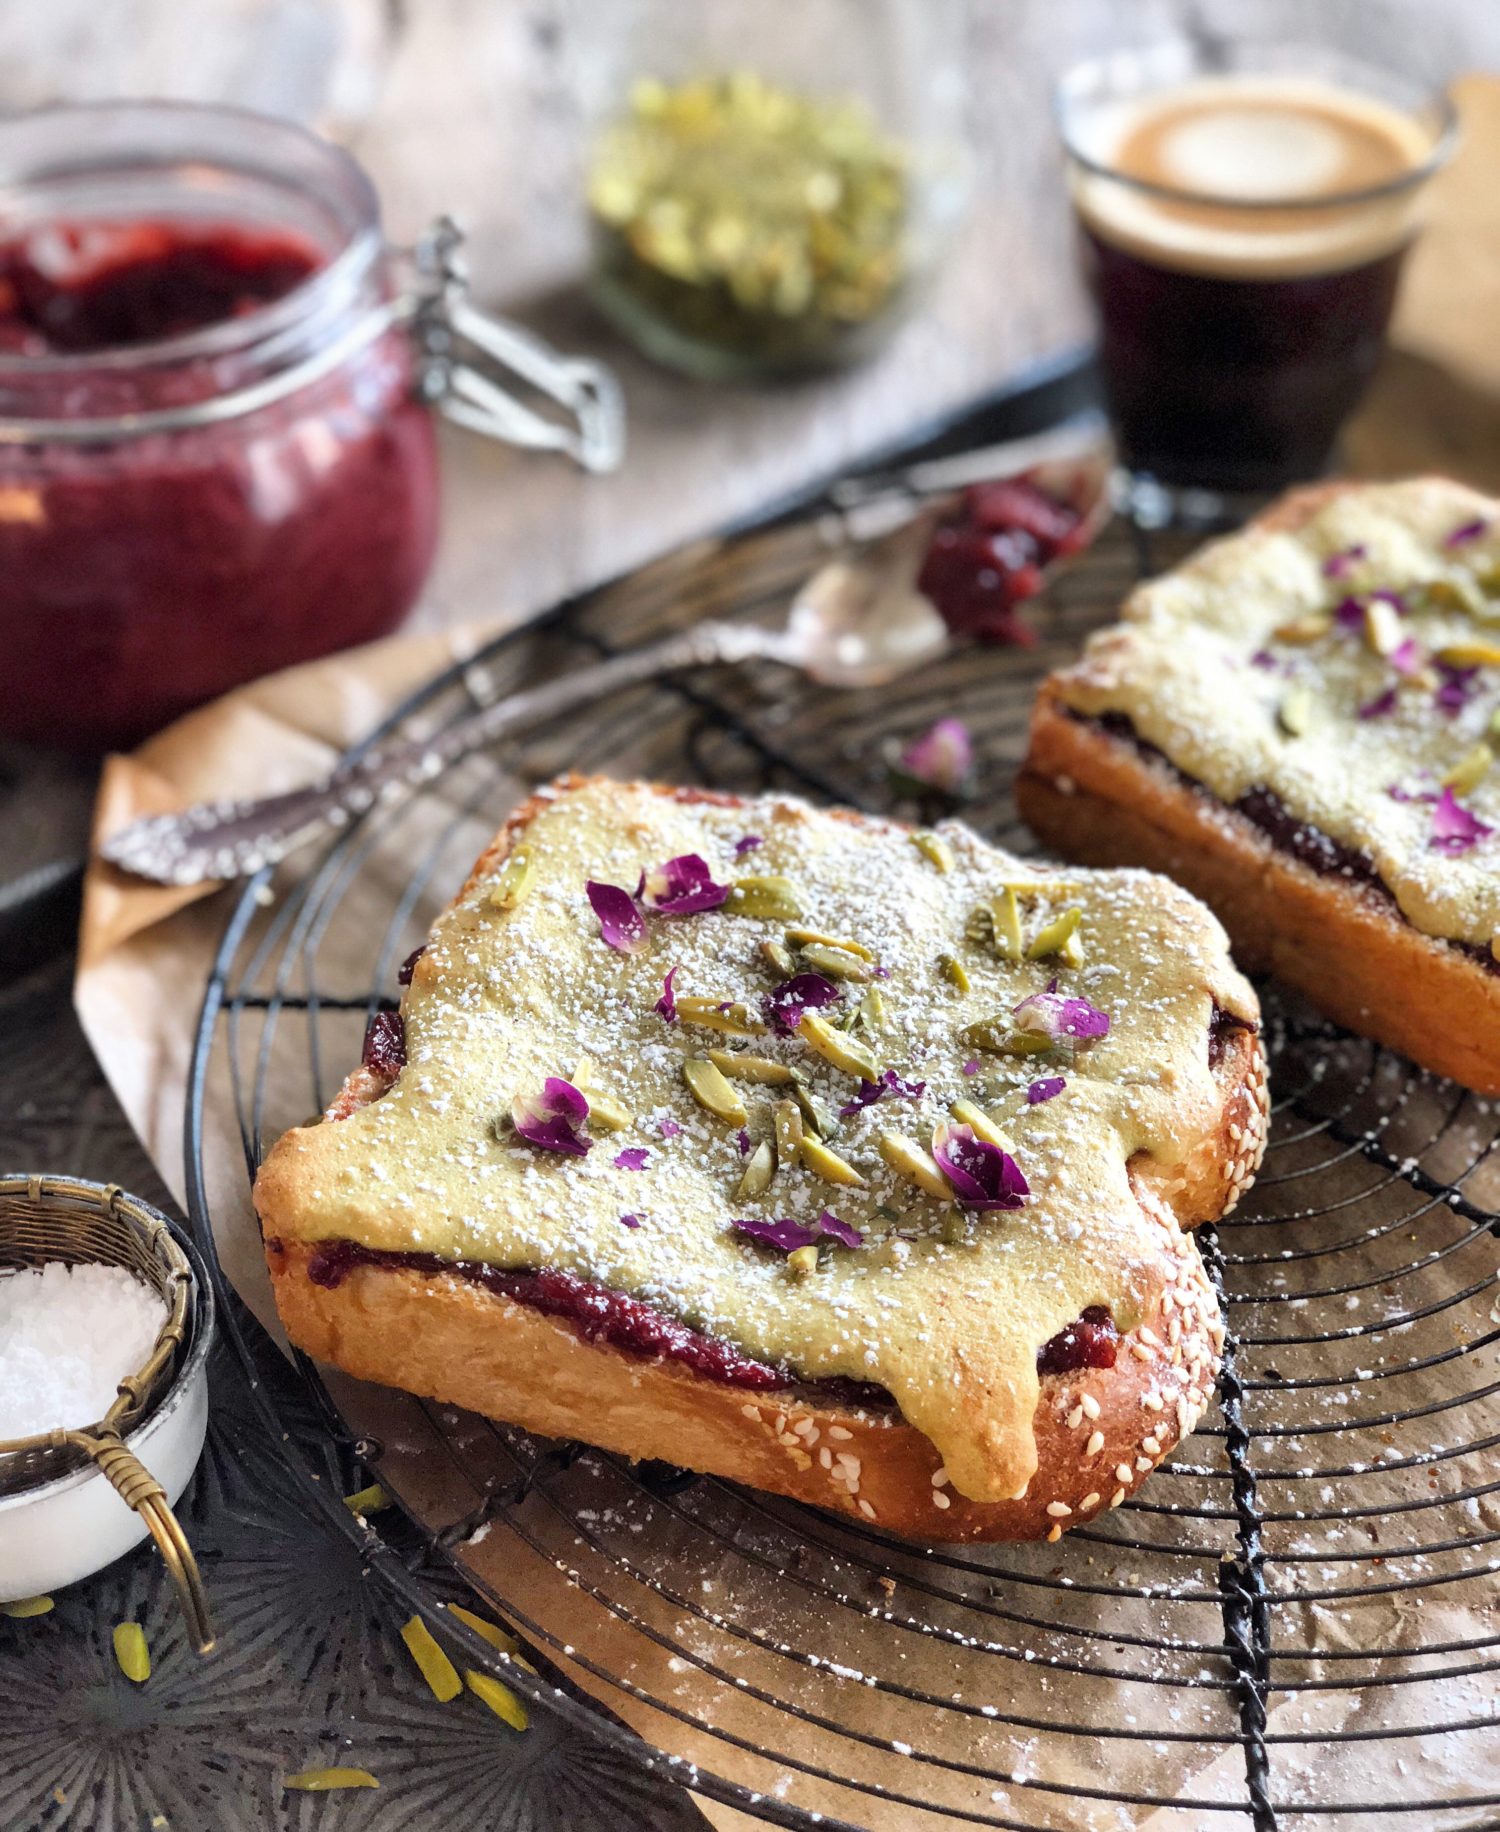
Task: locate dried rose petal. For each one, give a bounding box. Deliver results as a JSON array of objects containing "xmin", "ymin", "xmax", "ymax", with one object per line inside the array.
[
  {"xmin": 512, "ymin": 1076, "xmax": 591, "ymax": 1156},
  {"xmin": 586, "ymin": 880, "xmax": 646, "ymax": 953},
  {"xmin": 762, "ymin": 971, "xmax": 842, "ymax": 1035},
  {"xmin": 1322, "ymin": 545, "xmax": 1366, "ymax": 579},
  {"xmin": 1027, "ymin": 1077, "xmax": 1066, "ymax": 1104},
  {"xmin": 614, "ymin": 1148, "xmax": 649, "ymax": 1170},
  {"xmin": 932, "ymin": 1122, "xmax": 1029, "ymax": 1211},
  {"xmin": 1430, "ymin": 786, "xmax": 1494, "ymax": 854},
  {"xmin": 1389, "ymin": 637, "xmax": 1422, "ymax": 677},
  {"xmin": 737, "ymin": 1128, "xmax": 753, "ymax": 1155},
  {"xmin": 619, "ymin": 1213, "xmax": 642, "ymax": 1230},
  {"xmin": 732, "ymin": 1215, "xmax": 822, "ymax": 1252},
  {"xmin": 1358, "ymin": 687, "xmax": 1399, "ymax": 721},
  {"xmin": 1445, "ymin": 517, "xmax": 1489, "ymax": 548},
  {"xmin": 814, "ymin": 1210, "xmax": 864, "ymax": 1249},
  {"xmin": 1011, "ymin": 988, "xmax": 1111, "ymax": 1043},
  {"xmin": 659, "ymin": 1118, "xmax": 682, "ymax": 1140},
  {"xmin": 1249, "ymin": 648, "xmax": 1282, "ymax": 672},
  {"xmin": 1388, "ymin": 784, "xmax": 1438, "ymax": 805},
  {"xmin": 1370, "ymin": 588, "xmax": 1409, "ymax": 615},
  {"xmin": 838, "ymin": 1069, "xmax": 927, "ymax": 1119},
  {"xmin": 641, "ymin": 853, "xmax": 730, "ymax": 914},
  {"xmin": 734, "ymin": 834, "xmax": 763, "ymax": 857},
  {"xmin": 1436, "ymin": 665, "xmax": 1479, "ymax": 715},
  {"xmin": 397, "ymin": 946, "xmax": 425, "ymax": 986},
  {"xmin": 1334, "ymin": 596, "xmax": 1366, "ymax": 631},
  {"xmin": 654, "ymin": 966, "xmax": 679, "ymax": 1022},
  {"xmin": 962, "ymin": 1058, "xmax": 980, "ymax": 1077},
  {"xmin": 362, "ymin": 1010, "xmax": 406, "ymax": 1078},
  {"xmin": 899, "ymin": 718, "xmax": 973, "ymax": 796}
]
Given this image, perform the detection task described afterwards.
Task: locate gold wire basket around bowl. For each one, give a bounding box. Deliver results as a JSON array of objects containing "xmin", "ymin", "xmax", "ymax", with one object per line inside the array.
[{"xmin": 0, "ymin": 1173, "xmax": 215, "ymax": 1652}]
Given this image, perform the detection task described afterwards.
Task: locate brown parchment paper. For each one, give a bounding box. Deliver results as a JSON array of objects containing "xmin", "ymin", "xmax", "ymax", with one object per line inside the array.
[{"xmin": 73, "ymin": 76, "xmax": 1500, "ymax": 1832}]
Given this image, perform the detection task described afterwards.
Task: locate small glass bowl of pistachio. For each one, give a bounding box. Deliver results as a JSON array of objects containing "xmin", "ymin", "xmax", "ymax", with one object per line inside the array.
[{"xmin": 581, "ymin": 3, "xmax": 968, "ymax": 381}]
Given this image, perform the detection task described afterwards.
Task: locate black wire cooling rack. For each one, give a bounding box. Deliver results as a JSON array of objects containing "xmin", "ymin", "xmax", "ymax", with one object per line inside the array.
[{"xmin": 184, "ymin": 409, "xmax": 1500, "ymax": 1831}]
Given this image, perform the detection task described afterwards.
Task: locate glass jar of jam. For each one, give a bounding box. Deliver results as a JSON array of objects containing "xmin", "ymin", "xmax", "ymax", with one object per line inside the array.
[{"xmin": 0, "ymin": 103, "xmax": 621, "ymax": 750}]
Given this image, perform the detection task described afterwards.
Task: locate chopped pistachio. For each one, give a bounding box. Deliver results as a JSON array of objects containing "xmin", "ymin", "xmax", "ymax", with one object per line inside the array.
[
  {"xmin": 879, "ymin": 1131, "xmax": 951, "ymax": 1201},
  {"xmin": 940, "ymin": 1212, "xmax": 971, "ymax": 1247},
  {"xmin": 465, "ymin": 1669, "xmax": 529, "ymax": 1731},
  {"xmin": 759, "ymin": 937, "xmax": 797, "ymax": 977},
  {"xmin": 1271, "ymin": 613, "xmax": 1333, "ymax": 644},
  {"xmin": 736, "ymin": 1138, "xmax": 777, "ymax": 1197},
  {"xmin": 792, "ymin": 1080, "xmax": 839, "ymax": 1139},
  {"xmin": 798, "ymin": 942, "xmax": 874, "ymax": 982},
  {"xmin": 682, "ymin": 1058, "xmax": 749, "ymax": 1124},
  {"xmin": 726, "ymin": 875, "xmax": 803, "ymax": 920},
  {"xmin": 1025, "ymin": 906, "xmax": 1082, "ymax": 961},
  {"xmin": 675, "ymin": 995, "xmax": 768, "ymax": 1037},
  {"xmin": 938, "ymin": 952, "xmax": 969, "ymax": 992},
  {"xmin": 570, "ymin": 1055, "xmax": 595, "ymax": 1090},
  {"xmin": 1363, "ymin": 598, "xmax": 1403, "ymax": 657},
  {"xmin": 1, "ymin": 1596, "xmax": 53, "ymax": 1619},
  {"xmin": 112, "ymin": 1621, "xmax": 150, "ymax": 1683},
  {"xmin": 285, "ymin": 1769, "xmax": 380, "ymax": 1792},
  {"xmin": 1422, "ymin": 576, "xmax": 1486, "ymax": 614},
  {"xmin": 343, "ymin": 1483, "xmax": 389, "ymax": 1516},
  {"xmin": 487, "ymin": 849, "xmax": 533, "ymax": 910},
  {"xmin": 959, "ymin": 1016, "xmax": 1053, "ymax": 1056},
  {"xmin": 1489, "ymin": 706, "xmax": 1500, "ymax": 743},
  {"xmin": 991, "ymin": 888, "xmax": 1024, "ymax": 961},
  {"xmin": 786, "ymin": 1244, "xmax": 820, "ymax": 1278},
  {"xmin": 447, "ymin": 1603, "xmax": 520, "ymax": 1654},
  {"xmin": 798, "ymin": 1009, "xmax": 878, "ymax": 1080},
  {"xmin": 911, "ymin": 830, "xmax": 955, "ymax": 872},
  {"xmin": 949, "ymin": 1099, "xmax": 1012, "ymax": 1149},
  {"xmin": 708, "ymin": 1049, "xmax": 796, "ymax": 1084},
  {"xmin": 586, "ymin": 1090, "xmax": 632, "ymax": 1132},
  {"xmin": 859, "ymin": 986, "xmax": 891, "ymax": 1032},
  {"xmin": 1278, "ymin": 683, "xmax": 1314, "ymax": 737},
  {"xmin": 1443, "ymin": 742, "xmax": 1494, "ymax": 795},
  {"xmin": 799, "ymin": 1134, "xmax": 867, "ymax": 1187},
  {"xmin": 774, "ymin": 1096, "xmax": 805, "ymax": 1167},
  {"xmin": 1436, "ymin": 639, "xmax": 1500, "ymax": 669},
  {"xmin": 785, "ymin": 927, "xmax": 875, "ymax": 961},
  {"xmin": 400, "ymin": 1615, "xmax": 461, "ymax": 1703}
]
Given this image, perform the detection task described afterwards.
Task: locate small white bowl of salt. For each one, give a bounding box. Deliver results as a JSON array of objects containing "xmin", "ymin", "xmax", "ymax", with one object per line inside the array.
[{"xmin": 0, "ymin": 1175, "xmax": 214, "ymax": 1651}]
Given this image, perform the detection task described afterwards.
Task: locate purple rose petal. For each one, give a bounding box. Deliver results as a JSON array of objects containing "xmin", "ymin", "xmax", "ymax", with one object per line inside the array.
[
  {"xmin": 1436, "ymin": 665, "xmax": 1479, "ymax": 716},
  {"xmin": 659, "ymin": 1118, "xmax": 682, "ymax": 1140},
  {"xmin": 932, "ymin": 1123, "xmax": 1029, "ymax": 1211},
  {"xmin": 814, "ymin": 1209, "xmax": 864, "ymax": 1249},
  {"xmin": 619, "ymin": 1213, "xmax": 642, "ymax": 1230},
  {"xmin": 734, "ymin": 834, "xmax": 763, "ymax": 857},
  {"xmin": 732, "ymin": 1215, "xmax": 822, "ymax": 1252},
  {"xmin": 641, "ymin": 853, "xmax": 730, "ymax": 914},
  {"xmin": 1389, "ymin": 636, "xmax": 1422, "ymax": 677},
  {"xmin": 1322, "ymin": 545, "xmax": 1366, "ymax": 579},
  {"xmin": 1445, "ymin": 517, "xmax": 1489, "ymax": 548},
  {"xmin": 737, "ymin": 1128, "xmax": 753, "ymax": 1155},
  {"xmin": 1249, "ymin": 648, "xmax": 1281, "ymax": 672},
  {"xmin": 1430, "ymin": 786, "xmax": 1494, "ymax": 854},
  {"xmin": 838, "ymin": 1069, "xmax": 927, "ymax": 1119},
  {"xmin": 1027, "ymin": 1076, "xmax": 1067, "ymax": 1104},
  {"xmin": 654, "ymin": 966, "xmax": 679, "ymax": 1022},
  {"xmin": 762, "ymin": 971, "xmax": 842, "ymax": 1035},
  {"xmin": 1388, "ymin": 783, "xmax": 1438, "ymax": 806},
  {"xmin": 586, "ymin": 880, "xmax": 646, "ymax": 953},
  {"xmin": 1370, "ymin": 588, "xmax": 1409, "ymax": 615},
  {"xmin": 1011, "ymin": 989, "xmax": 1111, "ymax": 1042},
  {"xmin": 899, "ymin": 717, "xmax": 974, "ymax": 796},
  {"xmin": 614, "ymin": 1147, "xmax": 649, "ymax": 1170},
  {"xmin": 1334, "ymin": 595, "xmax": 1366, "ymax": 631},
  {"xmin": 962, "ymin": 1058, "xmax": 980, "ymax": 1077},
  {"xmin": 512, "ymin": 1076, "xmax": 592, "ymax": 1156},
  {"xmin": 1358, "ymin": 687, "xmax": 1399, "ymax": 721}
]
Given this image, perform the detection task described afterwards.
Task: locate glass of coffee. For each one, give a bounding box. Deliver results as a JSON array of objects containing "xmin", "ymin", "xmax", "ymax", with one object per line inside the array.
[{"xmin": 1057, "ymin": 41, "xmax": 1456, "ymax": 519}]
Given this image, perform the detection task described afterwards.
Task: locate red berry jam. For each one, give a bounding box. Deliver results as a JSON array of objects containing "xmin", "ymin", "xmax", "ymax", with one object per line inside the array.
[
  {"xmin": 918, "ymin": 476, "xmax": 1086, "ymax": 645},
  {"xmin": 1, "ymin": 217, "xmax": 438, "ymax": 748},
  {"xmin": 361, "ymin": 1011, "xmax": 407, "ymax": 1079},
  {"xmin": 1036, "ymin": 1304, "xmax": 1121, "ymax": 1376}
]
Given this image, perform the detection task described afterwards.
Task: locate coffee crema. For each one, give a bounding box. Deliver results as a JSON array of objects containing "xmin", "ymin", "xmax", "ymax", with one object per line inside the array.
[{"xmin": 1071, "ymin": 77, "xmax": 1433, "ymax": 279}]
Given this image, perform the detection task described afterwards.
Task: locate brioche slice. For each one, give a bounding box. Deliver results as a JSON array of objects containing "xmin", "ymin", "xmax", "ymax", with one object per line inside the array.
[
  {"xmin": 1019, "ymin": 478, "xmax": 1500, "ymax": 1094},
  {"xmin": 255, "ymin": 776, "xmax": 1266, "ymax": 1542}
]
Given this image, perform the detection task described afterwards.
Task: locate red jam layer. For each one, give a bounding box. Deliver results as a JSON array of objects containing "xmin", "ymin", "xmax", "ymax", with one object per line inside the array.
[
  {"xmin": 1036, "ymin": 1304, "xmax": 1121, "ymax": 1375},
  {"xmin": 2, "ymin": 220, "xmax": 439, "ymax": 748}
]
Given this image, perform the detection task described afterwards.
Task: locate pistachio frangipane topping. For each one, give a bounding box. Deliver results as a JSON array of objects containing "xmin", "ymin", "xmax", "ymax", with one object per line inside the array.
[
  {"xmin": 270, "ymin": 779, "xmax": 1255, "ymax": 1503},
  {"xmin": 1053, "ymin": 480, "xmax": 1500, "ymax": 946}
]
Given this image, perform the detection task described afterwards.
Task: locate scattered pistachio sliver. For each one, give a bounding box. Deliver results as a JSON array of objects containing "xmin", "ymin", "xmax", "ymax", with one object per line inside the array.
[
  {"xmin": 1271, "ymin": 613, "xmax": 1333, "ymax": 644},
  {"xmin": 1436, "ymin": 639, "xmax": 1500, "ymax": 668},
  {"xmin": 759, "ymin": 937, "xmax": 797, "ymax": 977},
  {"xmin": 774, "ymin": 1096, "xmax": 805, "ymax": 1167},
  {"xmin": 799, "ymin": 1135, "xmax": 867, "ymax": 1188},
  {"xmin": 571, "ymin": 1055, "xmax": 595, "ymax": 1090},
  {"xmin": 343, "ymin": 1483, "xmax": 390, "ymax": 1516},
  {"xmin": 1025, "ymin": 906, "xmax": 1082, "ymax": 961},
  {"xmin": 1423, "ymin": 576, "xmax": 1486, "ymax": 615},
  {"xmin": 991, "ymin": 889, "xmax": 1024, "ymax": 961},
  {"xmin": 487, "ymin": 849, "xmax": 533, "ymax": 910},
  {"xmin": 1, "ymin": 1595, "xmax": 53, "ymax": 1619},
  {"xmin": 285, "ymin": 1769, "xmax": 380, "ymax": 1792},
  {"xmin": 911, "ymin": 830, "xmax": 955, "ymax": 873},
  {"xmin": 448, "ymin": 1603, "xmax": 521, "ymax": 1654},
  {"xmin": 675, "ymin": 995, "xmax": 767, "ymax": 1037},
  {"xmin": 465, "ymin": 1669, "xmax": 529, "ymax": 1731},
  {"xmin": 938, "ymin": 952, "xmax": 969, "ymax": 992},
  {"xmin": 1443, "ymin": 742, "xmax": 1494, "ymax": 795},
  {"xmin": 401, "ymin": 1615, "xmax": 462, "ymax": 1703},
  {"xmin": 682, "ymin": 1057, "xmax": 749, "ymax": 1124},
  {"xmin": 737, "ymin": 1138, "xmax": 777, "ymax": 1198},
  {"xmin": 792, "ymin": 1080, "xmax": 839, "ymax": 1139},
  {"xmin": 879, "ymin": 1131, "xmax": 951, "ymax": 1201},
  {"xmin": 860, "ymin": 986, "xmax": 891, "ymax": 1032},
  {"xmin": 798, "ymin": 1010, "xmax": 878, "ymax": 1080},
  {"xmin": 785, "ymin": 927, "xmax": 875, "ymax": 961},
  {"xmin": 959, "ymin": 1016, "xmax": 1052, "ymax": 1056},
  {"xmin": 112, "ymin": 1621, "xmax": 150, "ymax": 1684},
  {"xmin": 727, "ymin": 875, "xmax": 803, "ymax": 921},
  {"xmin": 1278, "ymin": 683, "xmax": 1314, "ymax": 737},
  {"xmin": 586, "ymin": 1090, "xmax": 632, "ymax": 1131},
  {"xmin": 786, "ymin": 1244, "xmax": 820, "ymax": 1278},
  {"xmin": 798, "ymin": 942, "xmax": 873, "ymax": 982},
  {"xmin": 1489, "ymin": 707, "xmax": 1500, "ymax": 742},
  {"xmin": 1363, "ymin": 598, "xmax": 1403, "ymax": 657},
  {"xmin": 949, "ymin": 1099, "xmax": 1011, "ymax": 1149},
  {"xmin": 708, "ymin": 1049, "xmax": 795, "ymax": 1084}
]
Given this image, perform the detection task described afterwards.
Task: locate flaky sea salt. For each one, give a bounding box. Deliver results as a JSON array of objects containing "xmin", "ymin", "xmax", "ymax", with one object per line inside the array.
[{"xmin": 0, "ymin": 1262, "xmax": 166, "ymax": 1440}]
